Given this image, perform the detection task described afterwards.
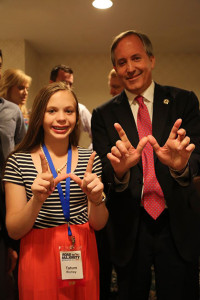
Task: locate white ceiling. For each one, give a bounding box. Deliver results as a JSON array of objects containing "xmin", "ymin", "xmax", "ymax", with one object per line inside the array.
[{"xmin": 0, "ymin": 0, "xmax": 200, "ymax": 55}]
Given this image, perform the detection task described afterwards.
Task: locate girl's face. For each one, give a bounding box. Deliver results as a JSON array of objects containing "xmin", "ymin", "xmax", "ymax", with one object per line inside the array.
[
  {"xmin": 43, "ymin": 90, "xmax": 77, "ymax": 143},
  {"xmin": 8, "ymin": 82, "xmax": 29, "ymax": 106}
]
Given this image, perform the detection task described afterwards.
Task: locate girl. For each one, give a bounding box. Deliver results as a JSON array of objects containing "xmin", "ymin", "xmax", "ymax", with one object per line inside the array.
[{"xmin": 3, "ymin": 82, "xmax": 108, "ymax": 300}]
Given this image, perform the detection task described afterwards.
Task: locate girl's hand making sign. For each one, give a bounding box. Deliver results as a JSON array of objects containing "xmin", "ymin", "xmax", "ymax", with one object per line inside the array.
[
  {"xmin": 31, "ymin": 152, "xmax": 68, "ymax": 204},
  {"xmin": 67, "ymin": 152, "xmax": 104, "ymax": 205}
]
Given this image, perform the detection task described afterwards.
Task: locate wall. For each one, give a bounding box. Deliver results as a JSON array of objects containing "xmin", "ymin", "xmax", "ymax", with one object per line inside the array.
[
  {"xmin": 1, "ymin": 39, "xmax": 200, "ymax": 147},
  {"xmin": 154, "ymin": 52, "xmax": 200, "ymax": 98},
  {"xmin": 0, "ymin": 39, "xmax": 25, "ymax": 70},
  {"xmin": 0, "ymin": 39, "xmax": 38, "ymax": 110},
  {"xmin": 24, "ymin": 42, "xmax": 40, "ymax": 108}
]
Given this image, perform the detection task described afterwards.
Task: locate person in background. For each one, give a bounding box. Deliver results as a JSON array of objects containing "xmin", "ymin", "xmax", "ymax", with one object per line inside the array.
[
  {"xmin": 0, "ymin": 68, "xmax": 32, "ymax": 129},
  {"xmin": 95, "ymin": 68, "xmax": 124, "ymax": 300},
  {"xmin": 3, "ymin": 81, "xmax": 108, "ymax": 300},
  {"xmin": 108, "ymin": 68, "xmax": 124, "ymax": 97},
  {"xmin": 92, "ymin": 30, "xmax": 200, "ymax": 300},
  {"xmin": 50, "ymin": 64, "xmax": 92, "ymax": 148},
  {"xmin": 0, "ymin": 50, "xmax": 26, "ymax": 300}
]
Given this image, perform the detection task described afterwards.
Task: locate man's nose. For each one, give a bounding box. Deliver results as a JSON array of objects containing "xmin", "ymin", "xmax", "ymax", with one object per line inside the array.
[{"xmin": 126, "ymin": 60, "xmax": 135, "ymax": 73}]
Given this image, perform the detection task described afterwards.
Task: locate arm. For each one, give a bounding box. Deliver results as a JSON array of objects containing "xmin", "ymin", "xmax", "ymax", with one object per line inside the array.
[
  {"xmin": 67, "ymin": 152, "xmax": 109, "ymax": 231},
  {"xmin": 92, "ymin": 108, "xmax": 115, "ymax": 185},
  {"xmin": 5, "ymin": 153, "xmax": 68, "ymax": 240},
  {"xmin": 15, "ymin": 108, "xmax": 26, "ymax": 145},
  {"xmin": 5, "ymin": 182, "xmax": 44, "ymax": 240},
  {"xmin": 87, "ymin": 191, "xmax": 108, "ymax": 231}
]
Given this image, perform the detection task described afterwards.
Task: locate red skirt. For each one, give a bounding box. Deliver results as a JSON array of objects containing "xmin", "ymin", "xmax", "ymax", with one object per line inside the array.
[{"xmin": 18, "ymin": 222, "xmax": 99, "ymax": 300}]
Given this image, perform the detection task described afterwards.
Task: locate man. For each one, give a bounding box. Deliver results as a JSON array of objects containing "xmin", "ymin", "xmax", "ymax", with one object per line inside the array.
[
  {"xmin": 91, "ymin": 30, "xmax": 200, "ymax": 300},
  {"xmin": 108, "ymin": 68, "xmax": 124, "ymax": 97},
  {"xmin": 0, "ymin": 49, "xmax": 26, "ymax": 300},
  {"xmin": 50, "ymin": 64, "xmax": 73, "ymax": 87},
  {"xmin": 50, "ymin": 64, "xmax": 92, "ymax": 148}
]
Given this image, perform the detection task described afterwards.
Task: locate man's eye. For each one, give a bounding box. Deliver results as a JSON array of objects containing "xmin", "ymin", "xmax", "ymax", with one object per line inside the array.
[
  {"xmin": 133, "ymin": 56, "xmax": 140, "ymax": 61},
  {"xmin": 118, "ymin": 61, "xmax": 125, "ymax": 66}
]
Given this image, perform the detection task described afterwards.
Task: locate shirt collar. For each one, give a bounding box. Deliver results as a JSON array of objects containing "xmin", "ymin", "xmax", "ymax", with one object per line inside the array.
[{"xmin": 125, "ymin": 81, "xmax": 155, "ymax": 105}]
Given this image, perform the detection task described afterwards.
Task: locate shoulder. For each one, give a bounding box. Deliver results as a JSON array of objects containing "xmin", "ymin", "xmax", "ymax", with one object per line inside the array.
[
  {"xmin": 78, "ymin": 103, "xmax": 91, "ymax": 114},
  {"xmin": 78, "ymin": 103, "xmax": 85, "ymax": 111},
  {"xmin": 1, "ymin": 98, "xmax": 21, "ymax": 111},
  {"xmin": 77, "ymin": 147, "xmax": 101, "ymax": 166},
  {"xmin": 78, "ymin": 146, "xmax": 92, "ymax": 155},
  {"xmin": 155, "ymin": 83, "xmax": 197, "ymax": 99},
  {"xmin": 4, "ymin": 152, "xmax": 33, "ymax": 184},
  {"xmin": 0, "ymin": 98, "xmax": 23, "ymax": 121},
  {"xmin": 93, "ymin": 91, "xmax": 127, "ymax": 113},
  {"xmin": 7, "ymin": 152, "xmax": 31, "ymax": 165}
]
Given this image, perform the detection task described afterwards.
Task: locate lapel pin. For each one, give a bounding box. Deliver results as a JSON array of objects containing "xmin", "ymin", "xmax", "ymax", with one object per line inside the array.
[{"xmin": 163, "ymin": 99, "xmax": 170, "ymax": 105}]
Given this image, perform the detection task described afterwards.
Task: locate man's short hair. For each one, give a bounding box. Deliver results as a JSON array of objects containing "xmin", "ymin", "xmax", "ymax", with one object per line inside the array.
[
  {"xmin": 111, "ymin": 30, "xmax": 154, "ymax": 66},
  {"xmin": 50, "ymin": 64, "xmax": 73, "ymax": 82}
]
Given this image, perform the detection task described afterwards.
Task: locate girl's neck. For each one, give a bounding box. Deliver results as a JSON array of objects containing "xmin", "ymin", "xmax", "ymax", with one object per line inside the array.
[{"xmin": 43, "ymin": 138, "xmax": 70, "ymax": 157}]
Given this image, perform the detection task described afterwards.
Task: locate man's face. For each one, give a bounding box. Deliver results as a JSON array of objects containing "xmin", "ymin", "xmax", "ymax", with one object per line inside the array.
[
  {"xmin": 109, "ymin": 76, "xmax": 124, "ymax": 97},
  {"xmin": 0, "ymin": 56, "xmax": 2, "ymax": 80},
  {"xmin": 56, "ymin": 69, "xmax": 74, "ymax": 87},
  {"xmin": 114, "ymin": 34, "xmax": 155, "ymax": 95}
]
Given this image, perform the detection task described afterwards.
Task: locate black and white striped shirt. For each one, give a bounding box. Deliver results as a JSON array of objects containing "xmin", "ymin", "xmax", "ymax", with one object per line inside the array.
[{"xmin": 3, "ymin": 147, "xmax": 102, "ymax": 229}]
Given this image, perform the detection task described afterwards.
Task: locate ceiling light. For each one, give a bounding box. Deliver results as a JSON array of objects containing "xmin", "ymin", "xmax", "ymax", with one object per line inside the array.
[{"xmin": 92, "ymin": 0, "xmax": 113, "ymax": 9}]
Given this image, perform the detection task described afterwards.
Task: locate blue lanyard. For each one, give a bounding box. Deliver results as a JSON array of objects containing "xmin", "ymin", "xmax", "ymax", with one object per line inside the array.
[{"xmin": 42, "ymin": 143, "xmax": 72, "ymax": 235}]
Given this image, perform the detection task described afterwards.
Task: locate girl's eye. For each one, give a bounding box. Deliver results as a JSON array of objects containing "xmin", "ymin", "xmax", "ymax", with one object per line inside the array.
[
  {"xmin": 66, "ymin": 109, "xmax": 74, "ymax": 114},
  {"xmin": 48, "ymin": 109, "xmax": 55, "ymax": 113}
]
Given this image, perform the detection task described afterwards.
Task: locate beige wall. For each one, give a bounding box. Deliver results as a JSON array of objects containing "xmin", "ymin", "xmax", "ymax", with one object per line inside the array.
[
  {"xmin": 154, "ymin": 52, "xmax": 200, "ymax": 98},
  {"xmin": 24, "ymin": 42, "xmax": 40, "ymax": 108},
  {"xmin": 1, "ymin": 39, "xmax": 200, "ymax": 147},
  {"xmin": 0, "ymin": 39, "xmax": 25, "ymax": 70}
]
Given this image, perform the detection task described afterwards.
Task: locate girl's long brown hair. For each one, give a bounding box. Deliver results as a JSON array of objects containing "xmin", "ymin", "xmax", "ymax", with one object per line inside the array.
[{"xmin": 14, "ymin": 81, "xmax": 80, "ymax": 154}]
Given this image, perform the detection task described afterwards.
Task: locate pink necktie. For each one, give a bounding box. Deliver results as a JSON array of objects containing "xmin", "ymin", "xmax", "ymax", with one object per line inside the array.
[{"xmin": 135, "ymin": 95, "xmax": 165, "ymax": 220}]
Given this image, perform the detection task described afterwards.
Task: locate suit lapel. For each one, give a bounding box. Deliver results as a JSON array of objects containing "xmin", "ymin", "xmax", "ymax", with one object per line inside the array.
[{"xmin": 152, "ymin": 84, "xmax": 171, "ymax": 146}]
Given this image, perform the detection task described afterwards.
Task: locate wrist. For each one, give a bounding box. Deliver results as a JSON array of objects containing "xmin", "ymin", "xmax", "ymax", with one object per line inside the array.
[
  {"xmin": 89, "ymin": 192, "xmax": 106, "ymax": 206},
  {"xmin": 170, "ymin": 164, "xmax": 188, "ymax": 175},
  {"xmin": 115, "ymin": 170, "xmax": 128, "ymax": 181}
]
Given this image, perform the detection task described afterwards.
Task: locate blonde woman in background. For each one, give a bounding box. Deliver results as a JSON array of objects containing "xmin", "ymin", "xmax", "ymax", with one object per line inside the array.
[{"xmin": 0, "ymin": 69, "xmax": 32, "ymax": 128}]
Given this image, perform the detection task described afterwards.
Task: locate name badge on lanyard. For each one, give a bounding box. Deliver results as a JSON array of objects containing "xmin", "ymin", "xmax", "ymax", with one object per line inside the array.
[
  {"xmin": 60, "ymin": 250, "xmax": 83, "ymax": 280},
  {"xmin": 41, "ymin": 144, "xmax": 84, "ymax": 284}
]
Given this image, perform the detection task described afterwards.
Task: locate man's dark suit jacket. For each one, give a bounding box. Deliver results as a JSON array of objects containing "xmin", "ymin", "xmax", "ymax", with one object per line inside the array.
[{"xmin": 92, "ymin": 83, "xmax": 200, "ymax": 267}]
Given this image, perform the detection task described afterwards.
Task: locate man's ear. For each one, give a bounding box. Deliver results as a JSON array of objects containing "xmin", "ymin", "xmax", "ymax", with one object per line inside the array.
[{"xmin": 150, "ymin": 56, "xmax": 155, "ymax": 70}]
